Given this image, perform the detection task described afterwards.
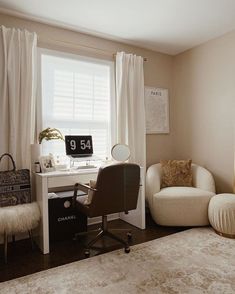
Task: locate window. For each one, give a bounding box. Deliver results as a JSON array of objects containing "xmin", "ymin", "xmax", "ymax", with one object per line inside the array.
[{"xmin": 40, "ymin": 50, "xmax": 115, "ymax": 159}]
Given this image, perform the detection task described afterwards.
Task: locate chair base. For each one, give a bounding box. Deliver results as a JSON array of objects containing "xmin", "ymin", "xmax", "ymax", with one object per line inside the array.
[{"xmin": 75, "ymin": 216, "xmax": 132, "ymax": 257}]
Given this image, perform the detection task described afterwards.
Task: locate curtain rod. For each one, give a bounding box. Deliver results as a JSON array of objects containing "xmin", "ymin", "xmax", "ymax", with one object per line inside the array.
[
  {"xmin": 113, "ymin": 53, "xmax": 148, "ymax": 62},
  {"xmin": 38, "ymin": 37, "xmax": 148, "ymax": 61}
]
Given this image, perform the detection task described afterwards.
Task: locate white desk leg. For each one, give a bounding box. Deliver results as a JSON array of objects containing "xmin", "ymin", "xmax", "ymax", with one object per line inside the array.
[
  {"xmin": 120, "ymin": 184, "xmax": 146, "ymax": 229},
  {"xmin": 120, "ymin": 168, "xmax": 146, "ymax": 230},
  {"xmin": 35, "ymin": 175, "xmax": 50, "ymax": 254}
]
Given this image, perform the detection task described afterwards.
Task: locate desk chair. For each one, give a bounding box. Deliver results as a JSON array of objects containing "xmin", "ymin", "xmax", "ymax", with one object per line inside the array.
[{"xmin": 73, "ymin": 163, "xmax": 140, "ymax": 257}]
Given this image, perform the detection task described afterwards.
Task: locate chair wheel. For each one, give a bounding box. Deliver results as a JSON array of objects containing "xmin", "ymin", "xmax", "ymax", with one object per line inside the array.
[
  {"xmin": 127, "ymin": 232, "xmax": 132, "ymax": 241},
  {"xmin": 125, "ymin": 246, "xmax": 130, "ymax": 253},
  {"xmin": 85, "ymin": 249, "xmax": 90, "ymax": 258}
]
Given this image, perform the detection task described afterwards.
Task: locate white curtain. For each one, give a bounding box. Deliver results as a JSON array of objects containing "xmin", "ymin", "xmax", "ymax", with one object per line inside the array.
[
  {"xmin": 115, "ymin": 51, "xmax": 146, "ymax": 168},
  {"xmin": 0, "ymin": 25, "xmax": 37, "ymax": 169}
]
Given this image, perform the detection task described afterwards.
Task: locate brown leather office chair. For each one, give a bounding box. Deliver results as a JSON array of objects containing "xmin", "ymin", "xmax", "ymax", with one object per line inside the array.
[{"xmin": 73, "ymin": 163, "xmax": 140, "ymax": 257}]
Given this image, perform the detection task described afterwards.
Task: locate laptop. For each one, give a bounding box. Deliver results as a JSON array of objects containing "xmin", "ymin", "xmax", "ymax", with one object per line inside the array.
[{"xmin": 65, "ymin": 135, "xmax": 93, "ymax": 158}]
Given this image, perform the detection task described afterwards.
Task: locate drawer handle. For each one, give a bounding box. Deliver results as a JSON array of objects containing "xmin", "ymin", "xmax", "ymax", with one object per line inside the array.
[{"xmin": 64, "ymin": 200, "xmax": 71, "ymax": 208}]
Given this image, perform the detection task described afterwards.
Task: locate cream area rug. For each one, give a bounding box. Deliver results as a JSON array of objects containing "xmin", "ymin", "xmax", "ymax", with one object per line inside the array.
[{"xmin": 1, "ymin": 228, "xmax": 235, "ymax": 294}]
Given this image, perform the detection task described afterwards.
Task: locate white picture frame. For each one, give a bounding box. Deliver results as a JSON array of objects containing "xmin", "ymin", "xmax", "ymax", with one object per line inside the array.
[
  {"xmin": 39, "ymin": 155, "xmax": 56, "ymax": 173},
  {"xmin": 145, "ymin": 87, "xmax": 169, "ymax": 134}
]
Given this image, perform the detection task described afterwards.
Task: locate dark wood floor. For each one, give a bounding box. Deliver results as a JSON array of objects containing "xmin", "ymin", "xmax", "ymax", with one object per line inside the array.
[{"xmin": 0, "ymin": 213, "xmax": 187, "ymax": 283}]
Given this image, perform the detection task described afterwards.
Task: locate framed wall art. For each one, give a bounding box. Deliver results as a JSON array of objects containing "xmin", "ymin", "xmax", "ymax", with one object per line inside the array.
[{"xmin": 145, "ymin": 87, "xmax": 169, "ymax": 134}]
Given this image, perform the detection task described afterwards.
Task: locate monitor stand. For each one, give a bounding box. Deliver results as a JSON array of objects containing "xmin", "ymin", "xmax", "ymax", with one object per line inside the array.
[
  {"xmin": 68, "ymin": 155, "xmax": 99, "ymax": 162},
  {"xmin": 69, "ymin": 156, "xmax": 99, "ymax": 170}
]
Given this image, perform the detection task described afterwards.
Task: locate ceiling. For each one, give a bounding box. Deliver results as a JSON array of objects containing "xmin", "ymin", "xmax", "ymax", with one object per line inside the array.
[{"xmin": 0, "ymin": 0, "xmax": 235, "ymax": 55}]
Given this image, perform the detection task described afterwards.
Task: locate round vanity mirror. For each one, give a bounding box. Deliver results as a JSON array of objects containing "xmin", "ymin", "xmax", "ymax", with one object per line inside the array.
[{"xmin": 111, "ymin": 144, "xmax": 130, "ymax": 162}]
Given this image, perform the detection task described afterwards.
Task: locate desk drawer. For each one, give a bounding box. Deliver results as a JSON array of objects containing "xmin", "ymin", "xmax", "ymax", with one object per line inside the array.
[{"xmin": 48, "ymin": 173, "xmax": 97, "ymax": 189}]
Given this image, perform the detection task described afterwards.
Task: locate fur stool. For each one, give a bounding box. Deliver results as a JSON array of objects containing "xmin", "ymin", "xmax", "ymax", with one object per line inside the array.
[{"xmin": 0, "ymin": 202, "xmax": 40, "ymax": 263}]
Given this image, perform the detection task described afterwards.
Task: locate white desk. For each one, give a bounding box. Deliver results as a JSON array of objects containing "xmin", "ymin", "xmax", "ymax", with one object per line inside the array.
[{"xmin": 35, "ymin": 167, "xmax": 145, "ymax": 254}]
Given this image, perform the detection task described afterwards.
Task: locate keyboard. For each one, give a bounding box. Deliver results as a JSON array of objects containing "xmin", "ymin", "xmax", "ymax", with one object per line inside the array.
[{"xmin": 76, "ymin": 165, "xmax": 97, "ymax": 169}]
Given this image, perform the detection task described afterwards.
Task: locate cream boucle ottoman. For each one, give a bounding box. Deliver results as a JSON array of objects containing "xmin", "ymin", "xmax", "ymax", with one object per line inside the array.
[{"xmin": 208, "ymin": 194, "xmax": 235, "ymax": 238}]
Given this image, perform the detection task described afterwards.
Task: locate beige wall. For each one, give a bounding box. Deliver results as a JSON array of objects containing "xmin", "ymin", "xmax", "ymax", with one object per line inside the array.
[
  {"xmin": 173, "ymin": 31, "xmax": 235, "ymax": 192},
  {"xmin": 1, "ymin": 13, "xmax": 235, "ymax": 193},
  {"xmin": 0, "ymin": 13, "xmax": 174, "ymax": 168}
]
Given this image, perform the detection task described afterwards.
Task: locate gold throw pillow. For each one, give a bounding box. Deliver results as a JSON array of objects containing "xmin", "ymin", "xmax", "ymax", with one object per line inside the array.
[{"xmin": 160, "ymin": 159, "xmax": 193, "ymax": 188}]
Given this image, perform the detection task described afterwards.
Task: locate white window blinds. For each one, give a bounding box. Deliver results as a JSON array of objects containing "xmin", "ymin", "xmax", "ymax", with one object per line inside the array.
[{"xmin": 41, "ymin": 52, "xmax": 114, "ymax": 159}]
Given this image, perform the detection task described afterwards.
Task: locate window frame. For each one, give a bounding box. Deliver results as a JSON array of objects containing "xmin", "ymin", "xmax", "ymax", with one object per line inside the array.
[{"xmin": 37, "ymin": 48, "xmax": 116, "ymax": 159}]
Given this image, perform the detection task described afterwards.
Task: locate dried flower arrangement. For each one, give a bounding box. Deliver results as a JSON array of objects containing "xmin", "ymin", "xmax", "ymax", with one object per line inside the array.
[{"xmin": 38, "ymin": 128, "xmax": 64, "ymax": 144}]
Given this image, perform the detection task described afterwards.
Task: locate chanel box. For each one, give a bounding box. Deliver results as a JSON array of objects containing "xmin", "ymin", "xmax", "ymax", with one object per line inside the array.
[{"xmin": 48, "ymin": 190, "xmax": 87, "ymax": 242}]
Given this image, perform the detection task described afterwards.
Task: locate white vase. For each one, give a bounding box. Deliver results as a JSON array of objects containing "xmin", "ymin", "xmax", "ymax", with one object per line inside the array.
[{"xmin": 31, "ymin": 143, "xmax": 42, "ymax": 165}]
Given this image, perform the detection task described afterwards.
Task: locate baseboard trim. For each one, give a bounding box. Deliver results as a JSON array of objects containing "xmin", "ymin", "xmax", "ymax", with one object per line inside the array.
[
  {"xmin": 88, "ymin": 213, "xmax": 119, "ymax": 225},
  {"xmin": 0, "ymin": 213, "xmax": 120, "ymax": 244}
]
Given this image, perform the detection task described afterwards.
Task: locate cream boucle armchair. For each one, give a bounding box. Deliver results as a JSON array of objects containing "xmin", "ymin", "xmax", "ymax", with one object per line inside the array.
[{"xmin": 146, "ymin": 163, "xmax": 216, "ymax": 226}]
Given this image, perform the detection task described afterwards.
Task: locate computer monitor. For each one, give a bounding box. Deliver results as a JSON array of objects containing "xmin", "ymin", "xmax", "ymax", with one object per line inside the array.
[{"xmin": 65, "ymin": 135, "xmax": 93, "ymax": 158}]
